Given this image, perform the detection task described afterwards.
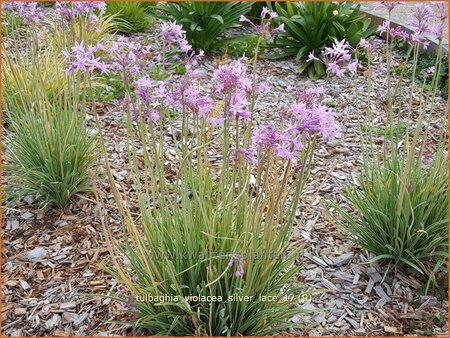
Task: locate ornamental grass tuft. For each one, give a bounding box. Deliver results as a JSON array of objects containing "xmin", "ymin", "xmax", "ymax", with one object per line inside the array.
[{"xmin": 330, "ymin": 3, "xmax": 448, "ymax": 293}]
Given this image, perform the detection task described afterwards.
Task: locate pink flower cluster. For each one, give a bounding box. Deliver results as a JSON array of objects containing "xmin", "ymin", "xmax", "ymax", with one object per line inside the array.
[
  {"xmin": 56, "ymin": 1, "xmax": 106, "ymax": 23},
  {"xmin": 63, "ymin": 41, "xmax": 109, "ymax": 75},
  {"xmin": 374, "ymin": 2, "xmax": 405, "ymax": 12},
  {"xmin": 132, "ymin": 77, "xmax": 175, "ymax": 123},
  {"xmin": 211, "ymin": 58, "xmax": 254, "ymax": 123},
  {"xmin": 56, "ymin": 1, "xmax": 107, "ymax": 18},
  {"xmin": 307, "ymin": 39, "xmax": 357, "ymax": 78},
  {"xmin": 107, "ymin": 37, "xmax": 153, "ymax": 77},
  {"xmin": 247, "ymin": 86, "xmax": 335, "ymax": 164},
  {"xmin": 228, "ymin": 255, "xmax": 245, "ymax": 278},
  {"xmin": 239, "ymin": 6, "xmax": 285, "ymax": 42},
  {"xmin": 377, "ymin": 3, "xmax": 448, "ymax": 48},
  {"xmin": 129, "ymin": 49, "xmax": 212, "ymax": 124},
  {"xmin": 159, "ymin": 21, "xmax": 192, "ymax": 53},
  {"xmin": 3, "ymin": 1, "xmax": 42, "ymax": 24}
]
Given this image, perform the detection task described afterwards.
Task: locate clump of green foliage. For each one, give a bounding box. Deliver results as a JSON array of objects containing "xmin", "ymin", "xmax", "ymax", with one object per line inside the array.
[
  {"xmin": 105, "ymin": 2, "xmax": 151, "ymax": 35},
  {"xmin": 3, "ymin": 28, "xmax": 97, "ymax": 209},
  {"xmin": 334, "ymin": 11, "xmax": 448, "ymax": 294},
  {"xmin": 226, "ymin": 35, "xmax": 267, "ymax": 57},
  {"xmin": 159, "ymin": 1, "xmax": 253, "ymax": 52},
  {"xmin": 274, "ymin": 1, "xmax": 375, "ymax": 78}
]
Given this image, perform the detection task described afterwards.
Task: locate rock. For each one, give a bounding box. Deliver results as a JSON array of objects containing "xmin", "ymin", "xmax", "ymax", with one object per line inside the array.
[
  {"xmin": 14, "ymin": 308, "xmax": 27, "ymax": 316},
  {"xmin": 26, "ymin": 247, "xmax": 48, "ymax": 261},
  {"xmin": 23, "ymin": 195, "xmax": 34, "ymax": 205},
  {"xmin": 21, "ymin": 211, "xmax": 34, "ymax": 220},
  {"xmin": 87, "ymin": 128, "xmax": 98, "ymax": 137},
  {"xmin": 19, "ymin": 280, "xmax": 30, "ymax": 290}
]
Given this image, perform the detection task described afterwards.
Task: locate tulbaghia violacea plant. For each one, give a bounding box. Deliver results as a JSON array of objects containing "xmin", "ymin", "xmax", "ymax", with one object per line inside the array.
[
  {"xmin": 3, "ymin": 29, "xmax": 96, "ymax": 208},
  {"xmin": 2, "ymin": 1, "xmax": 43, "ymax": 25},
  {"xmin": 44, "ymin": 1, "xmax": 116, "ymax": 53},
  {"xmin": 86, "ymin": 15, "xmax": 335, "ymax": 335},
  {"xmin": 332, "ymin": 3, "xmax": 448, "ymax": 293}
]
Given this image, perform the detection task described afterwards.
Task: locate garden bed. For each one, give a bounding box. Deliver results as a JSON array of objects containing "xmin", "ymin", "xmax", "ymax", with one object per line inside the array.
[{"xmin": 2, "ymin": 2, "xmax": 448, "ymax": 337}]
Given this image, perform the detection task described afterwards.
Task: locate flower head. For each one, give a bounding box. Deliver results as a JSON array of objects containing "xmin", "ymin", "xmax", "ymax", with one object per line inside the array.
[
  {"xmin": 228, "ymin": 255, "xmax": 245, "ymax": 278},
  {"xmin": 3, "ymin": 1, "xmax": 42, "ymax": 24},
  {"xmin": 212, "ymin": 60, "xmax": 252, "ymax": 95},
  {"xmin": 64, "ymin": 41, "xmax": 109, "ymax": 76},
  {"xmin": 375, "ymin": 2, "xmax": 404, "ymax": 12},
  {"xmin": 56, "ymin": 1, "xmax": 106, "ymax": 22},
  {"xmin": 320, "ymin": 39, "xmax": 356, "ymax": 78},
  {"xmin": 159, "ymin": 21, "xmax": 192, "ymax": 53},
  {"xmin": 240, "ymin": 7, "xmax": 284, "ymax": 42}
]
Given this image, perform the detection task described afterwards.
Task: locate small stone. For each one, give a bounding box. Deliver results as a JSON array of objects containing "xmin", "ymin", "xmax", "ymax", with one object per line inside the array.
[
  {"xmin": 19, "ymin": 280, "xmax": 30, "ymax": 290},
  {"xmin": 23, "ymin": 195, "xmax": 34, "ymax": 205},
  {"xmin": 15, "ymin": 308, "xmax": 27, "ymax": 316},
  {"xmin": 21, "ymin": 211, "xmax": 34, "ymax": 220},
  {"xmin": 26, "ymin": 247, "xmax": 48, "ymax": 261}
]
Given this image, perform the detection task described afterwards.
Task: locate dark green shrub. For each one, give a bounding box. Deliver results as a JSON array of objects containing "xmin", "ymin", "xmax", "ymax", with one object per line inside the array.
[
  {"xmin": 159, "ymin": 1, "xmax": 253, "ymax": 52},
  {"xmin": 274, "ymin": 1, "xmax": 375, "ymax": 78}
]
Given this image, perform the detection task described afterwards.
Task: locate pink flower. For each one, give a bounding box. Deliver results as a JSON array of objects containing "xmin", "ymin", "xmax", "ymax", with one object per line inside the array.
[
  {"xmin": 3, "ymin": 1, "xmax": 42, "ymax": 24},
  {"xmin": 227, "ymin": 255, "xmax": 245, "ymax": 278},
  {"xmin": 56, "ymin": 1, "xmax": 106, "ymax": 22},
  {"xmin": 212, "ymin": 61, "xmax": 252, "ymax": 95},
  {"xmin": 422, "ymin": 151, "xmax": 432, "ymax": 165},
  {"xmin": 358, "ymin": 38, "xmax": 373, "ymax": 50},
  {"xmin": 377, "ymin": 20, "xmax": 391, "ymax": 34},
  {"xmin": 375, "ymin": 2, "xmax": 404, "ymax": 12},
  {"xmin": 159, "ymin": 21, "xmax": 192, "ymax": 53},
  {"xmin": 240, "ymin": 7, "xmax": 284, "ymax": 42},
  {"xmin": 64, "ymin": 41, "xmax": 109, "ymax": 75},
  {"xmin": 306, "ymin": 52, "xmax": 320, "ymax": 62},
  {"xmin": 319, "ymin": 39, "xmax": 357, "ymax": 78},
  {"xmin": 230, "ymin": 147, "xmax": 257, "ymax": 165}
]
